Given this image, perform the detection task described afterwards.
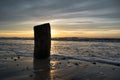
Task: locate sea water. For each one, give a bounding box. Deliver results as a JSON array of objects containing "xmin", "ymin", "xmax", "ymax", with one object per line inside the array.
[{"xmin": 0, "ymin": 39, "xmax": 120, "ymax": 65}]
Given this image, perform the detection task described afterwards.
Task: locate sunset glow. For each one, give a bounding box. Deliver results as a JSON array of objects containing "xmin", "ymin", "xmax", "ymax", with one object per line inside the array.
[
  {"xmin": 0, "ymin": 0, "xmax": 120, "ymax": 38},
  {"xmin": 51, "ymin": 30, "xmax": 58, "ymax": 38}
]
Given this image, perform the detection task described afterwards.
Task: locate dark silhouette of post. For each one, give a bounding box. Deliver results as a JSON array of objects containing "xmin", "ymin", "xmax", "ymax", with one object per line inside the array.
[{"xmin": 34, "ymin": 23, "xmax": 51, "ymax": 59}]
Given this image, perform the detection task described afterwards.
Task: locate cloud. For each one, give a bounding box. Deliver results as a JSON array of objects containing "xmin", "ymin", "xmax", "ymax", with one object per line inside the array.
[{"xmin": 0, "ymin": 0, "xmax": 120, "ymax": 35}]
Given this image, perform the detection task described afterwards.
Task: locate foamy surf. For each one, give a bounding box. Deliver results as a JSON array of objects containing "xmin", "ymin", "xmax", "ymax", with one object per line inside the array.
[
  {"xmin": 0, "ymin": 39, "xmax": 120, "ymax": 67},
  {"xmin": 51, "ymin": 54, "xmax": 120, "ymax": 66}
]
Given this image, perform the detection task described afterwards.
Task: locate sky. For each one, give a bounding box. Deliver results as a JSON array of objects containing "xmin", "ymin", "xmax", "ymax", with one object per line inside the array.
[{"xmin": 0, "ymin": 0, "xmax": 120, "ymax": 38}]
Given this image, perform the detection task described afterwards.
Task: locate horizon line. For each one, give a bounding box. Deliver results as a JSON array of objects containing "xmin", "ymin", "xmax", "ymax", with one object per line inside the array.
[{"xmin": 0, "ymin": 37, "xmax": 120, "ymax": 39}]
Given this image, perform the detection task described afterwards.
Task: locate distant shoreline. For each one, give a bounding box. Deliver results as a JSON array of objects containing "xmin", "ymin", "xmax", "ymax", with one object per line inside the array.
[{"xmin": 0, "ymin": 37, "xmax": 120, "ymax": 42}]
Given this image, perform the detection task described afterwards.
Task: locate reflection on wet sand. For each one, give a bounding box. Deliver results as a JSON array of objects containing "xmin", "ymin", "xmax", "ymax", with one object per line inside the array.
[
  {"xmin": 34, "ymin": 58, "xmax": 50, "ymax": 80},
  {"xmin": 50, "ymin": 61, "xmax": 58, "ymax": 80}
]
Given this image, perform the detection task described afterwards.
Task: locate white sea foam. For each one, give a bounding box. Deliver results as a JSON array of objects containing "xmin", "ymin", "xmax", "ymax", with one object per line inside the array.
[{"xmin": 51, "ymin": 54, "xmax": 120, "ymax": 66}]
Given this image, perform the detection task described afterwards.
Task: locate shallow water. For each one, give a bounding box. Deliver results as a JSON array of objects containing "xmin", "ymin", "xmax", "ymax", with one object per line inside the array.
[{"xmin": 0, "ymin": 39, "xmax": 120, "ymax": 65}]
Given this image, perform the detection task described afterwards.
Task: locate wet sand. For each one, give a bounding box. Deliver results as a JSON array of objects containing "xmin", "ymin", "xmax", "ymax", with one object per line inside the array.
[{"xmin": 0, "ymin": 56, "xmax": 120, "ymax": 80}]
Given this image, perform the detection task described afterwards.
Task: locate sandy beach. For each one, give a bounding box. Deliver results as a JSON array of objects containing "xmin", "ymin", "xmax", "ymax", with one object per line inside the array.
[
  {"xmin": 0, "ymin": 56, "xmax": 120, "ymax": 80},
  {"xmin": 0, "ymin": 39, "xmax": 120, "ymax": 80}
]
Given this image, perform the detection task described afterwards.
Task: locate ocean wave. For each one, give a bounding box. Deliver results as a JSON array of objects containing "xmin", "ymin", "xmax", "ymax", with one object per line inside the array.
[{"xmin": 51, "ymin": 54, "xmax": 120, "ymax": 66}]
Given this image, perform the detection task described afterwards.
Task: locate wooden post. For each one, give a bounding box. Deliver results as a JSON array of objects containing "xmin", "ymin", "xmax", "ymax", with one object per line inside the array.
[{"xmin": 34, "ymin": 23, "xmax": 51, "ymax": 59}]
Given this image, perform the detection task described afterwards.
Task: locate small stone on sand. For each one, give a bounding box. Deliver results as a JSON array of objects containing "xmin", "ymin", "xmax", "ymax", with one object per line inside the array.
[
  {"xmin": 14, "ymin": 59, "xmax": 17, "ymax": 61},
  {"xmin": 74, "ymin": 63, "xmax": 79, "ymax": 66},
  {"xmin": 92, "ymin": 62, "xmax": 96, "ymax": 64},
  {"xmin": 17, "ymin": 56, "xmax": 20, "ymax": 59},
  {"xmin": 29, "ymin": 74, "xmax": 33, "ymax": 77}
]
